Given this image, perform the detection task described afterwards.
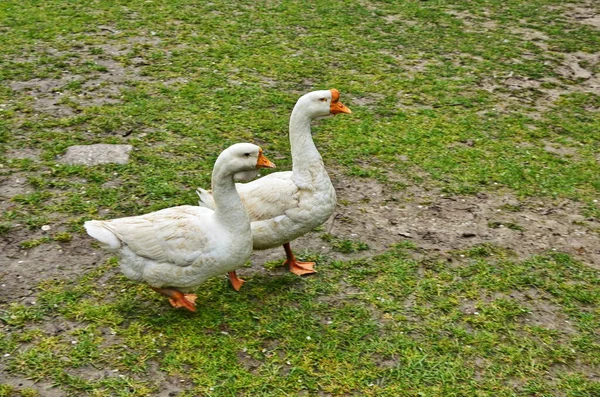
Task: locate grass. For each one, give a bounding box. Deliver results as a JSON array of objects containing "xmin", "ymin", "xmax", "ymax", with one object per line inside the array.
[
  {"xmin": 0, "ymin": 0, "xmax": 599, "ymax": 396},
  {"xmin": 321, "ymin": 233, "xmax": 370, "ymax": 253},
  {"xmin": 1, "ymin": 249, "xmax": 600, "ymax": 396}
]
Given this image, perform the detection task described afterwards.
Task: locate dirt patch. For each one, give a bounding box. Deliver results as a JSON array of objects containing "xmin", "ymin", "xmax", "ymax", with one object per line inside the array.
[
  {"xmin": 243, "ymin": 172, "xmax": 600, "ymax": 279},
  {"xmin": 450, "ymin": 19, "xmax": 600, "ymax": 113},
  {"xmin": 550, "ymin": 55, "xmax": 600, "ymax": 105},
  {"xmin": 347, "ymin": 92, "xmax": 385, "ymax": 110},
  {"xmin": 0, "ymin": 233, "xmax": 108, "ymax": 304},
  {"xmin": 445, "ymin": 9, "xmax": 498, "ymax": 32},
  {"xmin": 316, "ymin": 281, "xmax": 364, "ymax": 305},
  {"xmin": 7, "ymin": 36, "xmax": 167, "ymax": 116},
  {"xmin": 445, "ymin": 10, "xmax": 477, "ymax": 28},
  {"xmin": 542, "ymin": 140, "xmax": 579, "ymax": 157},
  {"xmin": 4, "ymin": 148, "xmax": 42, "ymax": 161},
  {"xmin": 483, "ymin": 289, "xmax": 578, "ymax": 336},
  {"xmin": 556, "ymin": 52, "xmax": 600, "ymax": 82},
  {"xmin": 0, "ymin": 172, "xmax": 33, "ymax": 200},
  {"xmin": 557, "ymin": 1, "xmax": 600, "ymax": 30},
  {"xmin": 10, "ymin": 72, "xmax": 120, "ymax": 116},
  {"xmin": 480, "ymin": 49, "xmax": 599, "ymax": 114},
  {"xmin": 509, "ymin": 26, "xmax": 550, "ymax": 50},
  {"xmin": 330, "ymin": 175, "xmax": 599, "ymax": 267},
  {"xmin": 0, "ymin": 371, "xmax": 66, "ymax": 397},
  {"xmin": 236, "ymin": 350, "xmax": 263, "ymax": 374}
]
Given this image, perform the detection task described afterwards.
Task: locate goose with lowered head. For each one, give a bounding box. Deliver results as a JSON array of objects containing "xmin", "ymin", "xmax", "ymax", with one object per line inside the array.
[
  {"xmin": 198, "ymin": 89, "xmax": 351, "ymax": 279},
  {"xmin": 85, "ymin": 143, "xmax": 275, "ymax": 312}
]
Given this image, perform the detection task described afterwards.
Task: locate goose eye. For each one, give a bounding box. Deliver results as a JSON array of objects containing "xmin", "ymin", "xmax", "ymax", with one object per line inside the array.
[
  {"xmin": 319, "ymin": 97, "xmax": 328, "ymax": 102},
  {"xmin": 244, "ymin": 153, "xmax": 251, "ymax": 157}
]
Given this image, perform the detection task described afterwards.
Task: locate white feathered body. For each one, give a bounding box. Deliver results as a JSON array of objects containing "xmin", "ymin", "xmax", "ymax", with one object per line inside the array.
[
  {"xmin": 85, "ymin": 205, "xmax": 252, "ymax": 292},
  {"xmin": 84, "ymin": 143, "xmax": 264, "ymax": 294},
  {"xmin": 198, "ymin": 165, "xmax": 336, "ymax": 250}
]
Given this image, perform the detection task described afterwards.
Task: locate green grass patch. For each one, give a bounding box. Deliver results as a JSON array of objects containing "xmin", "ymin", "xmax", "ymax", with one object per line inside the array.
[{"xmin": 321, "ymin": 233, "xmax": 370, "ymax": 253}]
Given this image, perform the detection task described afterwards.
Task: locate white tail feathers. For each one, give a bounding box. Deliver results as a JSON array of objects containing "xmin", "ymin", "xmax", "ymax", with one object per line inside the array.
[
  {"xmin": 84, "ymin": 220, "xmax": 122, "ymax": 250},
  {"xmin": 196, "ymin": 188, "xmax": 216, "ymax": 210}
]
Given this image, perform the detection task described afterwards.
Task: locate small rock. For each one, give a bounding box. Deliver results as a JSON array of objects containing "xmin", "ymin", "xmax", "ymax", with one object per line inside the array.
[
  {"xmin": 60, "ymin": 144, "xmax": 133, "ymax": 166},
  {"xmin": 41, "ymin": 225, "xmax": 51, "ymax": 231}
]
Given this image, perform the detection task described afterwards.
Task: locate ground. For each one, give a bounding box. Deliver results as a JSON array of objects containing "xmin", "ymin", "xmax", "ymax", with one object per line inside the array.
[
  {"xmin": 0, "ymin": 0, "xmax": 599, "ymax": 396},
  {"xmin": 3, "ymin": 169, "xmax": 599, "ymax": 313}
]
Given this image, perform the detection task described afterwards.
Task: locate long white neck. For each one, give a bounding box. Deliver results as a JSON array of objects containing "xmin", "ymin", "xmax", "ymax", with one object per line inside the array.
[
  {"xmin": 211, "ymin": 159, "xmax": 250, "ymax": 229},
  {"xmin": 289, "ymin": 105, "xmax": 325, "ymax": 178}
]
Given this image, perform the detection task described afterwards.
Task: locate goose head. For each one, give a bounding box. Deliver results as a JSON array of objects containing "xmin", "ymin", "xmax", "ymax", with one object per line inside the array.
[
  {"xmin": 295, "ymin": 88, "xmax": 352, "ymax": 120},
  {"xmin": 216, "ymin": 143, "xmax": 275, "ymax": 182}
]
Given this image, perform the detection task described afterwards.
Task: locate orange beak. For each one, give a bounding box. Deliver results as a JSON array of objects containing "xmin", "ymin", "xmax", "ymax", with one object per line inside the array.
[
  {"xmin": 256, "ymin": 149, "xmax": 276, "ymax": 169},
  {"xmin": 329, "ymin": 88, "xmax": 352, "ymax": 115}
]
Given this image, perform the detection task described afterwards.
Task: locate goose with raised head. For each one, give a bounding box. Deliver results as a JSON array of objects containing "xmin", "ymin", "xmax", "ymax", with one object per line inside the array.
[
  {"xmin": 85, "ymin": 143, "xmax": 275, "ymax": 312},
  {"xmin": 198, "ymin": 89, "xmax": 351, "ymax": 278}
]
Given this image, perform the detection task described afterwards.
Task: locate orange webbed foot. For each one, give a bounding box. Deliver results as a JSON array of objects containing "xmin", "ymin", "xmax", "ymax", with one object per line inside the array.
[
  {"xmin": 168, "ymin": 294, "xmax": 197, "ymax": 312},
  {"xmin": 228, "ymin": 271, "xmax": 246, "ymax": 291},
  {"xmin": 284, "ymin": 258, "xmax": 317, "ymax": 276},
  {"xmin": 282, "ymin": 242, "xmax": 317, "ymax": 276},
  {"xmin": 151, "ymin": 287, "xmax": 197, "ymax": 312}
]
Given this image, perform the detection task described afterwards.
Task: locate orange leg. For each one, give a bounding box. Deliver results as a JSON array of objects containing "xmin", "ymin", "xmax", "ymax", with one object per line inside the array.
[
  {"xmin": 283, "ymin": 242, "xmax": 316, "ymax": 276},
  {"xmin": 150, "ymin": 287, "xmax": 197, "ymax": 312},
  {"xmin": 228, "ymin": 271, "xmax": 246, "ymax": 291}
]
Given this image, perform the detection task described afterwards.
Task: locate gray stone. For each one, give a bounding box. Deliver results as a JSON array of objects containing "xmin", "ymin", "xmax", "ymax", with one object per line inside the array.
[{"xmin": 60, "ymin": 144, "xmax": 133, "ymax": 166}]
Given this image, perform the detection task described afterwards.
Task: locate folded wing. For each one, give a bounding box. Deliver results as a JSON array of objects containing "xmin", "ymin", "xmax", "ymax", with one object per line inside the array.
[{"xmin": 85, "ymin": 205, "xmax": 214, "ymax": 267}]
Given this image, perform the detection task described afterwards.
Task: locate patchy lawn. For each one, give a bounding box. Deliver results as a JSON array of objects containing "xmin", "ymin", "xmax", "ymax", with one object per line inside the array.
[{"xmin": 1, "ymin": 0, "xmax": 599, "ymax": 396}]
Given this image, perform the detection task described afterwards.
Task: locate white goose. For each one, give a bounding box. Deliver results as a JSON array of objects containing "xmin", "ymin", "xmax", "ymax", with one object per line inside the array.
[
  {"xmin": 198, "ymin": 89, "xmax": 351, "ymax": 278},
  {"xmin": 84, "ymin": 143, "xmax": 275, "ymax": 312}
]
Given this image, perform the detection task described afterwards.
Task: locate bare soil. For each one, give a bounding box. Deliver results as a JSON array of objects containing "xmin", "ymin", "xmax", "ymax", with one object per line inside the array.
[{"xmin": 250, "ymin": 173, "xmax": 600, "ymax": 272}]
